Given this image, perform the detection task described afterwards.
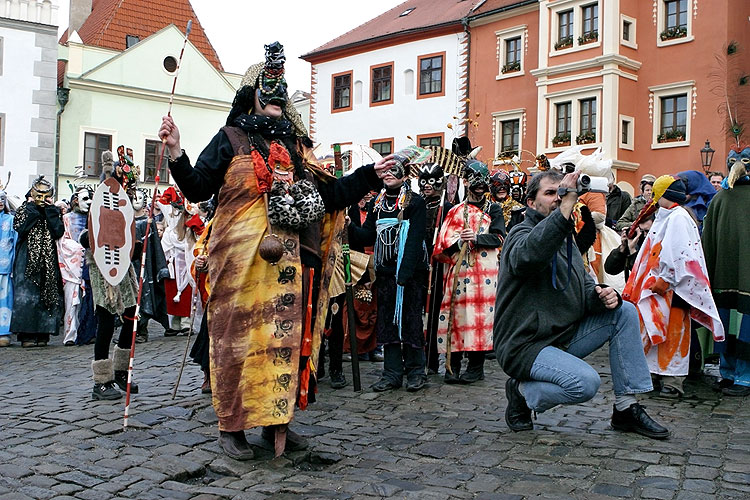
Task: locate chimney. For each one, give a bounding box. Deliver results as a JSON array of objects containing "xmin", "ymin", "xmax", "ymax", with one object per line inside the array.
[{"xmin": 69, "ymin": 0, "xmax": 93, "ymax": 37}]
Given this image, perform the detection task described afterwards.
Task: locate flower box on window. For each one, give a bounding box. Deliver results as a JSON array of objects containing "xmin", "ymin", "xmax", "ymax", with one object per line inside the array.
[
  {"xmin": 501, "ymin": 61, "xmax": 521, "ymax": 74},
  {"xmin": 576, "ymin": 131, "xmax": 596, "ymax": 145},
  {"xmin": 657, "ymin": 129, "xmax": 685, "ymax": 143},
  {"xmin": 660, "ymin": 26, "xmax": 687, "ymax": 41},
  {"xmin": 554, "ymin": 36, "xmax": 573, "ymax": 50},
  {"xmin": 578, "ymin": 30, "xmax": 599, "ymax": 45},
  {"xmin": 552, "ymin": 132, "xmax": 571, "ymax": 147}
]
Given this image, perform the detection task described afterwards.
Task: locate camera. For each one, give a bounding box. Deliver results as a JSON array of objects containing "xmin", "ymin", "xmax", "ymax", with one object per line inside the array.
[{"xmin": 577, "ymin": 174, "xmax": 609, "ymax": 194}]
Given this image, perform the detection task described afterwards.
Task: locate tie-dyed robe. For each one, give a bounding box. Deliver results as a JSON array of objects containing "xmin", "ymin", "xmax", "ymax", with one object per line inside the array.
[{"xmin": 623, "ymin": 206, "xmax": 724, "ymax": 376}]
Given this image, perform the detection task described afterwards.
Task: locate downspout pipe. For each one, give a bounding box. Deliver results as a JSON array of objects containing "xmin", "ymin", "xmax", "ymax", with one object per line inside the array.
[{"xmin": 55, "ymin": 86, "xmax": 70, "ymax": 195}]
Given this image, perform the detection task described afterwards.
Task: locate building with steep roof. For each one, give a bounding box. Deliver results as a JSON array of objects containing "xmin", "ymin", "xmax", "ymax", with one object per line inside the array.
[
  {"xmin": 56, "ymin": 0, "xmax": 240, "ymax": 196},
  {"xmin": 0, "ymin": 0, "xmax": 59, "ymax": 198},
  {"xmin": 301, "ymin": 0, "xmax": 478, "ymax": 157}
]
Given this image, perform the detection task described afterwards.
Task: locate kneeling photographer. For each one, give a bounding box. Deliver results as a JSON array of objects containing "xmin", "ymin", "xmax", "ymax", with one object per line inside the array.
[{"xmin": 493, "ymin": 169, "xmax": 669, "ymax": 439}]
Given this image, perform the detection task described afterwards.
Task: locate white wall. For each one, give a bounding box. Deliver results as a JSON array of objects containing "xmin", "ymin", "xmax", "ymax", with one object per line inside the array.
[{"xmin": 312, "ymin": 32, "xmax": 467, "ymax": 152}]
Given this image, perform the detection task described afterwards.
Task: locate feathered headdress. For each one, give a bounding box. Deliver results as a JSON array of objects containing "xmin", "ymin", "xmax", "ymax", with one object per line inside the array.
[{"xmin": 710, "ymin": 41, "xmax": 750, "ymax": 147}]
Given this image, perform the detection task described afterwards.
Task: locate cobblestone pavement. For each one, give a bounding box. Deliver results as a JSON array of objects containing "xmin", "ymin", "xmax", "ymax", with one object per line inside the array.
[{"xmin": 1, "ymin": 325, "xmax": 748, "ymax": 500}]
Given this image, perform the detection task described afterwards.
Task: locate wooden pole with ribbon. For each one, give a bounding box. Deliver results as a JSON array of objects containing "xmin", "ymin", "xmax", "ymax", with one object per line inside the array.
[{"xmin": 123, "ymin": 20, "xmax": 192, "ymax": 429}]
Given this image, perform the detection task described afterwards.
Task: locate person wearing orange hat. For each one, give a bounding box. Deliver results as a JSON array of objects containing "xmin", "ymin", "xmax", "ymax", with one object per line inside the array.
[{"xmin": 623, "ymin": 175, "xmax": 724, "ymax": 397}]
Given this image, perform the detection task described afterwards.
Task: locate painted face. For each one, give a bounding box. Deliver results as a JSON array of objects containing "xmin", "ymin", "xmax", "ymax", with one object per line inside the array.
[
  {"xmin": 490, "ymin": 170, "xmax": 511, "ymax": 200},
  {"xmin": 464, "ymin": 160, "xmax": 490, "ymax": 194},
  {"xmin": 76, "ymin": 188, "xmax": 93, "ymax": 213},
  {"xmin": 727, "ymin": 146, "xmax": 750, "ymax": 172},
  {"xmin": 418, "ymin": 164, "xmax": 444, "ymax": 196}
]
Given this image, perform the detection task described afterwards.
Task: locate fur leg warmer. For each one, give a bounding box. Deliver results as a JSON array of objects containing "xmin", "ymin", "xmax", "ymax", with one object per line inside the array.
[
  {"xmin": 92, "ymin": 359, "xmax": 114, "ymax": 384},
  {"xmin": 112, "ymin": 346, "xmax": 130, "ymax": 372}
]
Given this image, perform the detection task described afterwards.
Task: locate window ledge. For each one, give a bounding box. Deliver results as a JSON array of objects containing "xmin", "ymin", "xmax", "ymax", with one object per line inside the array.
[
  {"xmin": 621, "ymin": 40, "xmax": 638, "ymax": 50},
  {"xmin": 550, "ymin": 40, "xmax": 601, "ymax": 57},
  {"xmin": 496, "ymin": 71, "xmax": 524, "ymax": 81},
  {"xmin": 651, "ymin": 140, "xmax": 690, "ymax": 149},
  {"xmin": 657, "ymin": 35, "xmax": 693, "ymax": 48},
  {"xmin": 546, "ymin": 141, "xmax": 601, "ymax": 153}
]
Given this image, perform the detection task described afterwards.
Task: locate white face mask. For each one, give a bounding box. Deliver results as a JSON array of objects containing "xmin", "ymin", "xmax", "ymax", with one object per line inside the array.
[
  {"xmin": 132, "ymin": 191, "xmax": 146, "ymax": 211},
  {"xmin": 77, "ymin": 191, "xmax": 92, "ymax": 213}
]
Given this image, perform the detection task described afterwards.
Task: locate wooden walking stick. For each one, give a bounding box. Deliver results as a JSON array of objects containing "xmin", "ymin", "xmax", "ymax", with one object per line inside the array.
[
  {"xmin": 124, "ymin": 19, "xmax": 192, "ymax": 429},
  {"xmin": 171, "ymin": 251, "xmax": 205, "ymax": 399},
  {"xmin": 333, "ymin": 144, "xmax": 361, "ymax": 391}
]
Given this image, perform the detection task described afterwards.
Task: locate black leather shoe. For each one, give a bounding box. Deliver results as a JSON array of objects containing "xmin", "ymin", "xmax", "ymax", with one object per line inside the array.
[
  {"xmin": 505, "ymin": 378, "xmax": 533, "ymax": 432},
  {"xmin": 444, "ymin": 368, "xmax": 460, "ymax": 384},
  {"xmin": 114, "ymin": 370, "xmax": 138, "ymax": 394},
  {"xmin": 218, "ymin": 431, "xmax": 254, "ymax": 460},
  {"xmin": 722, "ymin": 384, "xmax": 750, "ymax": 397},
  {"xmin": 459, "ymin": 366, "xmax": 485, "ymax": 384},
  {"xmin": 92, "ymin": 381, "xmax": 121, "ymax": 400},
  {"xmin": 611, "ymin": 403, "xmax": 670, "ymax": 440},
  {"xmin": 371, "ymin": 377, "xmax": 400, "ymax": 392},
  {"xmin": 406, "ymin": 374, "xmax": 427, "ymax": 392},
  {"xmin": 261, "ymin": 425, "xmax": 309, "ymax": 451},
  {"xmin": 329, "ymin": 370, "xmax": 347, "ymax": 389}
]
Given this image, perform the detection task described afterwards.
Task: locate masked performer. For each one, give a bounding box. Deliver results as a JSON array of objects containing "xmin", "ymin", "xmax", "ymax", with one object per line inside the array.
[
  {"xmin": 418, "ymin": 163, "xmax": 452, "ymax": 374},
  {"xmin": 157, "ymin": 186, "xmax": 194, "ymax": 335},
  {"xmin": 11, "ymin": 176, "xmax": 64, "ymax": 347},
  {"xmin": 508, "ymin": 169, "xmax": 527, "ymax": 204},
  {"xmin": 58, "ymin": 185, "xmax": 95, "ymax": 345},
  {"xmin": 434, "ymin": 160, "xmax": 504, "ymax": 383},
  {"xmin": 624, "ymin": 175, "xmax": 724, "ymax": 397},
  {"xmin": 490, "ymin": 169, "xmax": 524, "ymax": 232},
  {"xmin": 159, "ymin": 42, "xmax": 388, "ymax": 459},
  {"xmin": 703, "ymin": 145, "xmax": 750, "ymax": 396},
  {"xmin": 132, "ymin": 188, "xmax": 169, "ymax": 343},
  {"xmin": 83, "ymin": 157, "xmax": 143, "ymax": 400},
  {"xmin": 0, "ymin": 189, "xmax": 17, "ymax": 346},
  {"xmin": 349, "ymin": 146, "xmax": 429, "ymax": 393}
]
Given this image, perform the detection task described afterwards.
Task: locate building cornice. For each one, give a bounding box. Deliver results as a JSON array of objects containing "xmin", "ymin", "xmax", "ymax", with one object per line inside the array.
[
  {"xmin": 301, "ymin": 23, "xmax": 463, "ymax": 64},
  {"xmin": 0, "ymin": 15, "xmax": 56, "ymax": 34},
  {"xmin": 468, "ymin": 1, "xmax": 538, "ymax": 27},
  {"xmin": 67, "ymin": 78, "xmax": 232, "ymax": 111},
  {"xmin": 530, "ymin": 53, "xmax": 642, "ymax": 79}
]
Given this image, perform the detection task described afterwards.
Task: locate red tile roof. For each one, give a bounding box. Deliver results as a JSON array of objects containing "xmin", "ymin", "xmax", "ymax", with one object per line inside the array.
[
  {"xmin": 302, "ymin": 0, "xmax": 476, "ymax": 61},
  {"xmin": 59, "ymin": 0, "xmax": 223, "ymax": 71},
  {"xmin": 469, "ymin": 0, "xmax": 536, "ymax": 18}
]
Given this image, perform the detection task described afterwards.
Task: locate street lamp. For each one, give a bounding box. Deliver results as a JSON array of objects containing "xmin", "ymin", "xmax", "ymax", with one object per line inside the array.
[{"xmin": 700, "ymin": 139, "xmax": 715, "ymax": 173}]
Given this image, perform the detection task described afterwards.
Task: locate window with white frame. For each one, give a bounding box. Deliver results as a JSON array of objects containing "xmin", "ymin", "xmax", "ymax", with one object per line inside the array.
[
  {"xmin": 492, "ymin": 109, "xmax": 525, "ymax": 159},
  {"xmin": 620, "ymin": 14, "xmax": 637, "ymax": 49},
  {"xmin": 496, "ymin": 26, "xmax": 526, "ymax": 79},
  {"xmin": 619, "ymin": 115, "xmax": 634, "ymax": 150},
  {"xmin": 649, "ymin": 81, "xmax": 693, "ymax": 148},
  {"xmin": 657, "ymin": 0, "xmax": 692, "ymax": 46},
  {"xmin": 550, "ymin": 0, "xmax": 601, "ymax": 53},
  {"xmin": 83, "ymin": 132, "xmax": 113, "ymax": 177},
  {"xmin": 546, "ymin": 86, "xmax": 601, "ymax": 149}
]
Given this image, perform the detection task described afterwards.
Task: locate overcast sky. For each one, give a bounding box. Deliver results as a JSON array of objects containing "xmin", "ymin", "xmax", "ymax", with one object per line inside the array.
[{"xmin": 56, "ymin": 0, "xmax": 407, "ymax": 92}]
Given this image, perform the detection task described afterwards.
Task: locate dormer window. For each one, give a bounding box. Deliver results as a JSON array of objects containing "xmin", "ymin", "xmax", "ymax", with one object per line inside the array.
[
  {"xmin": 125, "ymin": 35, "xmax": 139, "ymax": 48},
  {"xmin": 400, "ymin": 8, "xmax": 415, "ymax": 17}
]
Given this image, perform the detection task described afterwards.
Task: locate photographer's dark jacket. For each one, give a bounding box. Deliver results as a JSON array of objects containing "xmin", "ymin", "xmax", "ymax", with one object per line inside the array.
[{"xmin": 493, "ymin": 207, "xmax": 616, "ymax": 380}]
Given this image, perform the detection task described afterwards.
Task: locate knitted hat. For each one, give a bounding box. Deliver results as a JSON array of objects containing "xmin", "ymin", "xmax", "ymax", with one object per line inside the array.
[{"xmin": 653, "ymin": 175, "xmax": 686, "ymax": 204}]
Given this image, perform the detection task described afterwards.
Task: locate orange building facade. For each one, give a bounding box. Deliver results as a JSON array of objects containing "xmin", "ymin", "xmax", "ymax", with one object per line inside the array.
[{"xmin": 467, "ymin": 0, "xmax": 750, "ymax": 192}]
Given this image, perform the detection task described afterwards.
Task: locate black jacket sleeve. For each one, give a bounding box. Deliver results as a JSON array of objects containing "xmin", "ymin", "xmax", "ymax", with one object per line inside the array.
[
  {"xmin": 317, "ymin": 164, "xmax": 383, "ymax": 213},
  {"xmin": 475, "ymin": 203, "xmax": 505, "ymax": 248},
  {"xmin": 348, "ymin": 200, "xmax": 377, "ymax": 248},
  {"xmin": 397, "ymin": 196, "xmax": 426, "ymax": 284},
  {"xmin": 45, "ymin": 206, "xmax": 65, "ymax": 240},
  {"xmin": 604, "ymin": 246, "xmax": 629, "ymax": 276},
  {"xmin": 167, "ymin": 130, "xmax": 235, "ymax": 202}
]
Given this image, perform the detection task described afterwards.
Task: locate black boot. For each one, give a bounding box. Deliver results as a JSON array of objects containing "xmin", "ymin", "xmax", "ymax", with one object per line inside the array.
[
  {"xmin": 218, "ymin": 431, "xmax": 254, "ymax": 460},
  {"xmin": 444, "ymin": 352, "xmax": 462, "ymax": 384},
  {"xmin": 505, "ymin": 378, "xmax": 533, "ymax": 432},
  {"xmin": 611, "ymin": 403, "xmax": 670, "ymax": 439},
  {"xmin": 91, "ymin": 359, "xmax": 121, "ymax": 400},
  {"xmin": 261, "ymin": 425, "xmax": 308, "ymax": 451},
  {"xmin": 114, "ymin": 371, "xmax": 139, "ymax": 394},
  {"xmin": 459, "ymin": 351, "xmax": 485, "ymax": 384},
  {"xmin": 329, "ymin": 370, "xmax": 347, "ymax": 389}
]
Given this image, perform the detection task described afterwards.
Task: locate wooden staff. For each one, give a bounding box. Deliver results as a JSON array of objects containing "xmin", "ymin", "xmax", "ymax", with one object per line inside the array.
[
  {"xmin": 334, "ymin": 144, "xmax": 361, "ymax": 391},
  {"xmin": 124, "ymin": 20, "xmax": 192, "ymax": 429},
  {"xmin": 423, "ymin": 188, "xmax": 447, "ymax": 342},
  {"xmin": 171, "ymin": 249, "xmax": 205, "ymax": 400}
]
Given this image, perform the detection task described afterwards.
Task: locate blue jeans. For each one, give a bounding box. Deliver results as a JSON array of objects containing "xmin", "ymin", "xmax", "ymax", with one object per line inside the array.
[
  {"xmin": 522, "ymin": 302, "xmax": 653, "ymax": 412},
  {"xmin": 720, "ymin": 354, "xmax": 750, "ymax": 387}
]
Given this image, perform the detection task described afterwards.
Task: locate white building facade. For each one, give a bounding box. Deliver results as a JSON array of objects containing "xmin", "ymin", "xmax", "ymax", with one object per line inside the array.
[
  {"xmin": 0, "ymin": 0, "xmax": 58, "ymax": 197},
  {"xmin": 307, "ymin": 31, "xmax": 469, "ymax": 155}
]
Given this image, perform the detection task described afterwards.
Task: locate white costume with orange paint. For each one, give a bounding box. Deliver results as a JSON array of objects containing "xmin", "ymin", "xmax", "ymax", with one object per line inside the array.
[{"xmin": 623, "ymin": 205, "xmax": 724, "ymax": 376}]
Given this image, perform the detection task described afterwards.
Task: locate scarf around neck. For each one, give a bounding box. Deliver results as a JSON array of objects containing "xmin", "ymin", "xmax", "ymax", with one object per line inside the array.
[{"xmin": 233, "ymin": 114, "xmax": 293, "ymax": 140}]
